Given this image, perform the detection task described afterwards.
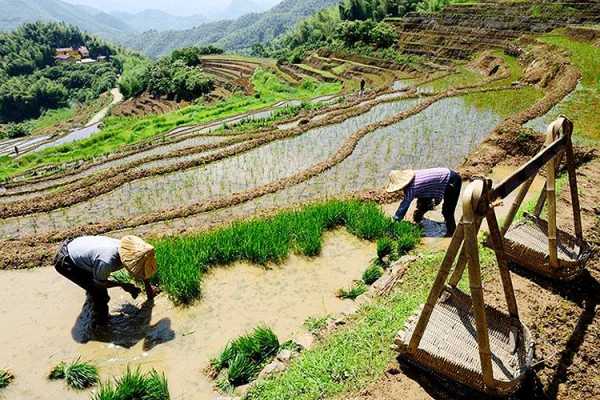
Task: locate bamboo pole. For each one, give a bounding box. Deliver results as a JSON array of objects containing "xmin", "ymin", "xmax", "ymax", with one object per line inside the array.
[
  {"xmin": 448, "ymin": 216, "xmax": 483, "ymax": 288},
  {"xmin": 564, "ymin": 130, "xmax": 584, "ymax": 242},
  {"xmin": 546, "ymin": 127, "xmax": 559, "ymax": 268},
  {"xmin": 407, "ymin": 223, "xmax": 464, "ymax": 352},
  {"xmin": 486, "ymin": 207, "xmax": 519, "ymax": 319},
  {"xmin": 501, "ymin": 176, "xmax": 535, "ymax": 235},
  {"xmin": 533, "ymin": 152, "xmax": 564, "ymax": 218},
  {"xmin": 462, "ymin": 181, "xmax": 495, "ymax": 388}
]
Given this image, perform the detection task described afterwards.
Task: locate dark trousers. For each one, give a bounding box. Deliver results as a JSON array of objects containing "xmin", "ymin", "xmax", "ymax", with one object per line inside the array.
[
  {"xmin": 54, "ymin": 241, "xmax": 109, "ymax": 319},
  {"xmin": 414, "ymin": 171, "xmax": 462, "ymax": 236},
  {"xmin": 442, "ymin": 171, "xmax": 462, "ymax": 236}
]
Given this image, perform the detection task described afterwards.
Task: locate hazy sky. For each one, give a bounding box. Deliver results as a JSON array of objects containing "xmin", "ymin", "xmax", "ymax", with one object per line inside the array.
[{"xmin": 63, "ymin": 0, "xmax": 281, "ymax": 16}]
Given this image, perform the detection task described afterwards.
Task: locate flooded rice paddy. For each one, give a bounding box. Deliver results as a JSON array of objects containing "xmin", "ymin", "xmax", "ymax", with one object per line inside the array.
[
  {"xmin": 0, "ymin": 97, "xmax": 421, "ymax": 238},
  {"xmin": 0, "ymin": 230, "xmax": 372, "ymax": 400}
]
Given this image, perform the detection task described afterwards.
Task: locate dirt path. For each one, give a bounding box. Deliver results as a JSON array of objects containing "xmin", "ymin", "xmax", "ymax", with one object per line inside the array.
[
  {"xmin": 341, "ymin": 158, "xmax": 600, "ymax": 400},
  {"xmin": 86, "ymin": 88, "xmax": 123, "ymax": 126},
  {"xmin": 0, "ymin": 230, "xmax": 373, "ymax": 399}
]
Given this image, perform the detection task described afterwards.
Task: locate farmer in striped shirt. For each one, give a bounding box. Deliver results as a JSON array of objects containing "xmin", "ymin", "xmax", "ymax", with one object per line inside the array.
[{"xmin": 386, "ymin": 168, "xmax": 462, "ymax": 237}]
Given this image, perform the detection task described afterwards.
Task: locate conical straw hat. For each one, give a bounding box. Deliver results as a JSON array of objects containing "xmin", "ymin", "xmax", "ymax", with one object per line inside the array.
[
  {"xmin": 119, "ymin": 235, "xmax": 157, "ymax": 280},
  {"xmin": 386, "ymin": 170, "xmax": 415, "ymax": 193}
]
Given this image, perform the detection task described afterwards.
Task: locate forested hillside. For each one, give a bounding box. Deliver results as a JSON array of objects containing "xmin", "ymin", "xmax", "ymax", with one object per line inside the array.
[
  {"xmin": 121, "ymin": 0, "xmax": 340, "ymax": 57},
  {"xmin": 0, "ymin": 22, "xmax": 119, "ymax": 124}
]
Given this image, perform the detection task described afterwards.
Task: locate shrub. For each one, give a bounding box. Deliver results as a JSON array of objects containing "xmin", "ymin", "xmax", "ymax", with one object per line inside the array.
[
  {"xmin": 211, "ymin": 326, "xmax": 280, "ymax": 386},
  {"xmin": 0, "ymin": 369, "xmax": 14, "ymax": 389},
  {"xmin": 5, "ymin": 122, "xmax": 31, "ymax": 139},
  {"xmin": 92, "ymin": 368, "xmax": 169, "ymax": 400},
  {"xmin": 49, "ymin": 359, "xmax": 99, "ymax": 390},
  {"xmin": 362, "ymin": 264, "xmax": 384, "ymax": 285}
]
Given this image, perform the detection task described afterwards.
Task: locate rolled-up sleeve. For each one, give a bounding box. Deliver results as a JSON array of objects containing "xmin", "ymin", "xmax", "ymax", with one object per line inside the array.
[{"xmin": 394, "ymin": 187, "xmax": 415, "ymax": 221}]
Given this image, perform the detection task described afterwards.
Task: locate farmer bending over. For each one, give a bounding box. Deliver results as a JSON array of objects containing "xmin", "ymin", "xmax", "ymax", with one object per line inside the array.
[
  {"xmin": 386, "ymin": 168, "xmax": 462, "ymax": 237},
  {"xmin": 54, "ymin": 235, "xmax": 158, "ymax": 325}
]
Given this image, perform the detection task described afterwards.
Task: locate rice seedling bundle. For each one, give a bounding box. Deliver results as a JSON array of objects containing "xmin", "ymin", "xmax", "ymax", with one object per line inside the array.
[
  {"xmin": 211, "ymin": 326, "xmax": 280, "ymax": 386},
  {"xmin": 49, "ymin": 359, "xmax": 99, "ymax": 390},
  {"xmin": 362, "ymin": 264, "xmax": 384, "ymax": 285},
  {"xmin": 93, "ymin": 368, "xmax": 169, "ymax": 400},
  {"xmin": 0, "ymin": 369, "xmax": 14, "ymax": 389},
  {"xmin": 337, "ymin": 281, "xmax": 368, "ymax": 300}
]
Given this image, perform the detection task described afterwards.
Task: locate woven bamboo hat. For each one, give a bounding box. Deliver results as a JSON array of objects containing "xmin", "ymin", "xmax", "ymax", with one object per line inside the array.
[
  {"xmin": 119, "ymin": 235, "xmax": 157, "ymax": 280},
  {"xmin": 386, "ymin": 169, "xmax": 415, "ymax": 193}
]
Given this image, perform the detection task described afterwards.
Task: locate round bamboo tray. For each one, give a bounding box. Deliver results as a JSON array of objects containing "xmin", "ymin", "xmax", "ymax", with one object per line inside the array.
[
  {"xmin": 395, "ymin": 288, "xmax": 534, "ymax": 396},
  {"xmin": 501, "ymin": 215, "xmax": 592, "ymax": 281}
]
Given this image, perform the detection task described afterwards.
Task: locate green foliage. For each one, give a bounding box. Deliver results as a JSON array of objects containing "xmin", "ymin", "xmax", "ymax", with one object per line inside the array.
[
  {"xmin": 3, "ymin": 122, "xmax": 31, "ymax": 139},
  {"xmin": 0, "ymin": 369, "xmax": 14, "ymax": 389},
  {"xmin": 376, "ymin": 237, "xmax": 394, "ymax": 260},
  {"xmin": 0, "ymin": 22, "xmax": 119, "ymax": 122},
  {"xmin": 212, "ymin": 326, "xmax": 280, "ymax": 386},
  {"xmin": 170, "ymin": 46, "xmax": 224, "ymax": 66},
  {"xmin": 49, "ymin": 359, "xmax": 99, "ymax": 390},
  {"xmin": 337, "ymin": 281, "xmax": 368, "ymax": 299},
  {"xmin": 93, "ymin": 368, "xmax": 169, "ymax": 400},
  {"xmin": 339, "ymin": 0, "xmax": 420, "ymax": 21},
  {"xmin": 147, "ymin": 58, "xmax": 214, "ymax": 101},
  {"xmin": 117, "ymin": 54, "xmax": 151, "ymax": 99},
  {"xmin": 417, "ymin": 0, "xmax": 473, "ymax": 13},
  {"xmin": 389, "ymin": 221, "xmax": 421, "ymax": 256}
]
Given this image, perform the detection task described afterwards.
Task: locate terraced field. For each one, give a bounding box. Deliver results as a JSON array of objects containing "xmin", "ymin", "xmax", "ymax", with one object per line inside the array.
[{"xmin": 2, "ymin": 2, "xmax": 599, "ymax": 400}]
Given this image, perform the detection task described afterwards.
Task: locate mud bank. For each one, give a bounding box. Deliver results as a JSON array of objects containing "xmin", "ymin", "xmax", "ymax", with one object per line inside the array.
[{"xmin": 0, "ymin": 230, "xmax": 374, "ymax": 400}]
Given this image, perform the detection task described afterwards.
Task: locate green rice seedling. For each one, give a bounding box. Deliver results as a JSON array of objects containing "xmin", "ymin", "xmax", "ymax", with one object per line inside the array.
[
  {"xmin": 211, "ymin": 326, "xmax": 280, "ymax": 386},
  {"xmin": 304, "ymin": 315, "xmax": 330, "ymax": 334},
  {"xmin": 337, "ymin": 282, "xmax": 367, "ymax": 300},
  {"xmin": 93, "ymin": 368, "xmax": 169, "ymax": 400},
  {"xmin": 153, "ymin": 200, "xmax": 417, "ymax": 303},
  {"xmin": 376, "ymin": 237, "xmax": 394, "ymax": 261},
  {"xmin": 49, "ymin": 359, "xmax": 99, "ymax": 390},
  {"xmin": 0, "ymin": 369, "xmax": 14, "ymax": 389},
  {"xmin": 111, "ymin": 270, "xmax": 133, "ymax": 285},
  {"xmin": 362, "ymin": 264, "xmax": 384, "ymax": 286}
]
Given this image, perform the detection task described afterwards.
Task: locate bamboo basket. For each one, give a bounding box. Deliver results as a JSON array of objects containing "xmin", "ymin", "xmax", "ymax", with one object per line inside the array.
[
  {"xmin": 502, "ymin": 215, "xmax": 592, "ymax": 280},
  {"xmin": 395, "ymin": 288, "xmax": 534, "ymax": 396}
]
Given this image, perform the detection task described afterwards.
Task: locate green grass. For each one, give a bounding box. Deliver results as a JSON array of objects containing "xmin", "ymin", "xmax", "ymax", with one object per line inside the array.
[
  {"xmin": 211, "ymin": 326, "xmax": 280, "ymax": 386},
  {"xmin": 49, "ymin": 359, "xmax": 99, "ymax": 390},
  {"xmin": 152, "ymin": 200, "xmax": 421, "ymax": 304},
  {"xmin": 538, "ymin": 32, "xmax": 600, "ymax": 141},
  {"xmin": 463, "ymin": 86, "xmax": 544, "ymax": 118},
  {"xmin": 0, "ymin": 368, "xmax": 14, "ymax": 389},
  {"xmin": 246, "ymin": 246, "xmax": 496, "ymax": 400},
  {"xmin": 0, "ymin": 69, "xmax": 341, "ymax": 181},
  {"xmin": 92, "ymin": 368, "xmax": 169, "ymax": 400}
]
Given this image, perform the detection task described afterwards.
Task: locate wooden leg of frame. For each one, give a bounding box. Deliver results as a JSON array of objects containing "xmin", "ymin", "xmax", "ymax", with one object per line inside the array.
[{"xmin": 407, "ymin": 223, "xmax": 464, "ymax": 353}]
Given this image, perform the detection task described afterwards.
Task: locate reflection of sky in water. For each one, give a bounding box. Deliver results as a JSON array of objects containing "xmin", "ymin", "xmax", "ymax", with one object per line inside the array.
[
  {"xmin": 124, "ymin": 96, "xmax": 503, "ymax": 237},
  {"xmin": 1, "ymin": 97, "xmax": 420, "ymax": 238},
  {"xmin": 525, "ymin": 83, "xmax": 582, "ymax": 132}
]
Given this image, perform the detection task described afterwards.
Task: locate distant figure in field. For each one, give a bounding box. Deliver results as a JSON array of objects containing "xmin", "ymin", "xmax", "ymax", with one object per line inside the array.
[
  {"xmin": 359, "ymin": 78, "xmax": 366, "ymax": 96},
  {"xmin": 54, "ymin": 235, "xmax": 159, "ymax": 326},
  {"xmin": 386, "ymin": 168, "xmax": 462, "ymax": 237},
  {"xmin": 14, "ymin": 146, "xmax": 18, "ymax": 156}
]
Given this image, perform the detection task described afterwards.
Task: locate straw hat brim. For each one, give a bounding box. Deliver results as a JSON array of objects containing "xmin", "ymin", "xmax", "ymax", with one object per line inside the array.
[
  {"xmin": 119, "ymin": 235, "xmax": 157, "ymax": 280},
  {"xmin": 386, "ymin": 169, "xmax": 415, "ymax": 193}
]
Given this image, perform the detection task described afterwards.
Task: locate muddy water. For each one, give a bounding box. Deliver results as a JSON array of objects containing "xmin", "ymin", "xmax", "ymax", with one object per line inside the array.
[
  {"xmin": 0, "ymin": 98, "xmax": 420, "ymax": 239},
  {"xmin": 0, "ymin": 230, "xmax": 373, "ymax": 400},
  {"xmin": 524, "ymin": 83, "xmax": 582, "ymax": 132},
  {"xmin": 125, "ymin": 96, "xmax": 504, "ymax": 238}
]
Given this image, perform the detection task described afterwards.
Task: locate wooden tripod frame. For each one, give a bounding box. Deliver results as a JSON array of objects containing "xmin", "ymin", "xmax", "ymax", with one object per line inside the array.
[{"xmin": 405, "ymin": 116, "xmax": 583, "ymax": 389}]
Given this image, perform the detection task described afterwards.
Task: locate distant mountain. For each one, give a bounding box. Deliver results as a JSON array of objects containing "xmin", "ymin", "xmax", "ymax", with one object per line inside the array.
[
  {"xmin": 121, "ymin": 0, "xmax": 339, "ymax": 57},
  {"xmin": 0, "ymin": 0, "xmax": 131, "ymax": 39},
  {"xmin": 110, "ymin": 9, "xmax": 208, "ymax": 32},
  {"xmin": 215, "ymin": 0, "xmax": 264, "ymax": 19}
]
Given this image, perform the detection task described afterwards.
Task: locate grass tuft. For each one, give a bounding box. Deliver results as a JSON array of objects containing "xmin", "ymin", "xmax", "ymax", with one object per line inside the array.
[
  {"xmin": 304, "ymin": 315, "xmax": 330, "ymax": 334},
  {"xmin": 211, "ymin": 326, "xmax": 280, "ymax": 386},
  {"xmin": 362, "ymin": 264, "xmax": 384, "ymax": 285},
  {"xmin": 0, "ymin": 369, "xmax": 14, "ymax": 389},
  {"xmin": 49, "ymin": 359, "xmax": 99, "ymax": 390},
  {"xmin": 92, "ymin": 368, "xmax": 169, "ymax": 400}
]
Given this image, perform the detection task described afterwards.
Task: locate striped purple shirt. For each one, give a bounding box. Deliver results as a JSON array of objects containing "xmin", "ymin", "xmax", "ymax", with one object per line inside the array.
[{"xmin": 394, "ymin": 168, "xmax": 451, "ymax": 221}]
